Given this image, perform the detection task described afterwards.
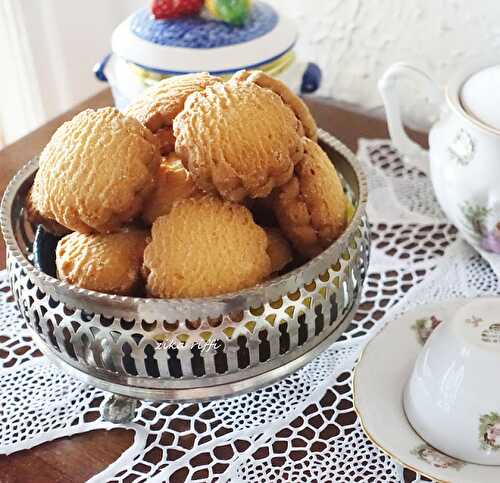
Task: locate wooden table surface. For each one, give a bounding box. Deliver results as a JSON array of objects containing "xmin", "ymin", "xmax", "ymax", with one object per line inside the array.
[{"xmin": 0, "ymin": 89, "xmax": 427, "ymax": 482}]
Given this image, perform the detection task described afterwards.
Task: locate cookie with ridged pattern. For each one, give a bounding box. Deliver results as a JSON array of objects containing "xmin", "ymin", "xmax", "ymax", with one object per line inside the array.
[
  {"xmin": 272, "ymin": 137, "xmax": 347, "ymax": 258},
  {"xmin": 32, "ymin": 107, "xmax": 160, "ymax": 234},
  {"xmin": 125, "ymin": 72, "xmax": 221, "ymax": 154},
  {"xmin": 143, "ymin": 195, "xmax": 271, "ymax": 298},
  {"xmin": 142, "ymin": 153, "xmax": 200, "ymax": 225},
  {"xmin": 231, "ymin": 69, "xmax": 317, "ymax": 141},
  {"xmin": 25, "ymin": 187, "xmax": 70, "ymax": 237},
  {"xmin": 174, "ymin": 80, "xmax": 304, "ymax": 202},
  {"xmin": 56, "ymin": 229, "xmax": 148, "ymax": 295}
]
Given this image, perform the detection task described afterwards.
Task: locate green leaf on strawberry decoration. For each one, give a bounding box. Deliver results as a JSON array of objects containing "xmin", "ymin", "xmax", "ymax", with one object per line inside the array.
[{"xmin": 205, "ymin": 0, "xmax": 252, "ymax": 26}]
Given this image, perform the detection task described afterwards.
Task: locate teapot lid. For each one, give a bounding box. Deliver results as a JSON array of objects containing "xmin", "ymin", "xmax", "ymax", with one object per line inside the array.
[
  {"xmin": 111, "ymin": 1, "xmax": 297, "ymax": 75},
  {"xmin": 461, "ymin": 65, "xmax": 500, "ymax": 130}
]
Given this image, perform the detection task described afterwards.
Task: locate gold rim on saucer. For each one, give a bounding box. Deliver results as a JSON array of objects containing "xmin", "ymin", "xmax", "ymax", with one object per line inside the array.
[{"xmin": 352, "ymin": 322, "xmax": 449, "ymax": 483}]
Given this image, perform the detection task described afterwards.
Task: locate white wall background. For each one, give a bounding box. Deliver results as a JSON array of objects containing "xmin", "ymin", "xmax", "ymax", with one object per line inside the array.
[
  {"xmin": 266, "ymin": 0, "xmax": 500, "ymax": 130},
  {"xmin": 8, "ymin": 0, "xmax": 500, "ymax": 141}
]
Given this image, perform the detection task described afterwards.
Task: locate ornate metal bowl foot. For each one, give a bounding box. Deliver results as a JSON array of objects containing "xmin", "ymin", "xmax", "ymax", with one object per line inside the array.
[{"xmin": 102, "ymin": 394, "xmax": 138, "ymax": 423}]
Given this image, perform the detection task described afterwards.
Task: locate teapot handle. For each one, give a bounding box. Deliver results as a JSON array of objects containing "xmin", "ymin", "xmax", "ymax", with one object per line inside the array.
[{"xmin": 378, "ymin": 62, "xmax": 442, "ymax": 174}]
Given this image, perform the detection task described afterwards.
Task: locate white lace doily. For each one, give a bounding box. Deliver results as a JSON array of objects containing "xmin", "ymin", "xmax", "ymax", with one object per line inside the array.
[{"xmin": 1, "ymin": 139, "xmax": 499, "ymax": 482}]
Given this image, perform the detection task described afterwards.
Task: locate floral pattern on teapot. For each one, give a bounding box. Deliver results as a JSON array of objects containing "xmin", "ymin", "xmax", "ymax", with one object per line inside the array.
[{"xmin": 461, "ymin": 202, "xmax": 500, "ymax": 254}]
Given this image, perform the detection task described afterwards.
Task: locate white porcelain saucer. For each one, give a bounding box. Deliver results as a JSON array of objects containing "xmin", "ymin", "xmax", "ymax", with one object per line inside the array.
[{"xmin": 353, "ymin": 298, "xmax": 500, "ymax": 483}]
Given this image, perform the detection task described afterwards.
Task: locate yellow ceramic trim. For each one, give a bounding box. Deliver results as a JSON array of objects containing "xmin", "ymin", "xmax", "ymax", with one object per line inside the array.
[{"xmin": 128, "ymin": 50, "xmax": 296, "ymax": 86}]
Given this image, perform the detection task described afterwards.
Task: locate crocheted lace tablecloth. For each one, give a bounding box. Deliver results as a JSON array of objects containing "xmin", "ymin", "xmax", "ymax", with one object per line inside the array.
[{"xmin": 2, "ymin": 139, "xmax": 499, "ymax": 482}]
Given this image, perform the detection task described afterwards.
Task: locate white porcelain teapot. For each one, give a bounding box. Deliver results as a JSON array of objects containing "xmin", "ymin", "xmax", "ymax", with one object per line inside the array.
[{"xmin": 379, "ymin": 59, "xmax": 500, "ymax": 254}]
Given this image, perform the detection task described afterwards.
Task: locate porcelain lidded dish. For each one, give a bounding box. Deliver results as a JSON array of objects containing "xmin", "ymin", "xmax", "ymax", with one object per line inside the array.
[
  {"xmin": 379, "ymin": 58, "xmax": 500, "ymax": 260},
  {"xmin": 95, "ymin": 0, "xmax": 321, "ymax": 110},
  {"xmin": 404, "ymin": 297, "xmax": 500, "ymax": 465}
]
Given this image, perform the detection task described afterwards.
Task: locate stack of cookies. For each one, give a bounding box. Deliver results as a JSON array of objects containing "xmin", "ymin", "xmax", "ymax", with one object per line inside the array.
[{"xmin": 28, "ymin": 71, "xmax": 347, "ymax": 298}]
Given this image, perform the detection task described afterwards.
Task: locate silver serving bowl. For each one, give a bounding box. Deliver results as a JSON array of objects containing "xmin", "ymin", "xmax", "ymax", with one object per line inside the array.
[{"xmin": 1, "ymin": 129, "xmax": 369, "ymax": 421}]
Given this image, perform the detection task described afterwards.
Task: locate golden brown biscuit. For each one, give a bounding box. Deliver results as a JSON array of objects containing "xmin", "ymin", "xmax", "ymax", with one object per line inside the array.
[
  {"xmin": 174, "ymin": 81, "xmax": 304, "ymax": 202},
  {"xmin": 56, "ymin": 229, "xmax": 148, "ymax": 295},
  {"xmin": 31, "ymin": 108, "xmax": 160, "ymax": 234},
  {"xmin": 272, "ymin": 137, "xmax": 347, "ymax": 258},
  {"xmin": 142, "ymin": 153, "xmax": 200, "ymax": 225},
  {"xmin": 125, "ymin": 73, "xmax": 221, "ymax": 154},
  {"xmin": 25, "ymin": 187, "xmax": 70, "ymax": 236},
  {"xmin": 143, "ymin": 196, "xmax": 271, "ymax": 298},
  {"xmin": 265, "ymin": 228, "xmax": 293, "ymax": 274},
  {"xmin": 231, "ymin": 69, "xmax": 317, "ymax": 141}
]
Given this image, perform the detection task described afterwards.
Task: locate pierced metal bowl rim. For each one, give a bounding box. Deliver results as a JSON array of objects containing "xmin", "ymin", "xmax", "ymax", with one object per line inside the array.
[{"xmin": 0, "ymin": 129, "xmax": 368, "ymax": 315}]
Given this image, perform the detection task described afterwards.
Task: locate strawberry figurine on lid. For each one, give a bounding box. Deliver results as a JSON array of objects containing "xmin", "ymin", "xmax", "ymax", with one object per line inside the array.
[{"xmin": 151, "ymin": 0, "xmax": 204, "ymax": 20}]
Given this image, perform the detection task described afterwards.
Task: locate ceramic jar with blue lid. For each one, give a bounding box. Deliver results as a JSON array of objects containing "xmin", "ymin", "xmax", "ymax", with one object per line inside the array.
[{"xmin": 95, "ymin": 1, "xmax": 321, "ymax": 110}]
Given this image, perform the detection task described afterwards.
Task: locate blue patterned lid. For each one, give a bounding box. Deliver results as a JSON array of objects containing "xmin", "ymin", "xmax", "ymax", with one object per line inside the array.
[
  {"xmin": 130, "ymin": 2, "xmax": 278, "ymax": 49},
  {"xmin": 112, "ymin": 1, "xmax": 297, "ymax": 75}
]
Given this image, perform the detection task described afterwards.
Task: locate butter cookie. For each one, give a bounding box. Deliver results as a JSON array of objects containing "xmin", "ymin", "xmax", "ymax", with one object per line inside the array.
[
  {"xmin": 143, "ymin": 196, "xmax": 271, "ymax": 298},
  {"xmin": 231, "ymin": 69, "xmax": 317, "ymax": 141},
  {"xmin": 272, "ymin": 138, "xmax": 347, "ymax": 257},
  {"xmin": 56, "ymin": 229, "xmax": 148, "ymax": 295},
  {"xmin": 125, "ymin": 73, "xmax": 221, "ymax": 154},
  {"xmin": 32, "ymin": 108, "xmax": 160, "ymax": 233},
  {"xmin": 265, "ymin": 227, "xmax": 293, "ymax": 274},
  {"xmin": 174, "ymin": 81, "xmax": 304, "ymax": 201},
  {"xmin": 25, "ymin": 187, "xmax": 70, "ymax": 236},
  {"xmin": 142, "ymin": 153, "xmax": 199, "ymax": 225}
]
